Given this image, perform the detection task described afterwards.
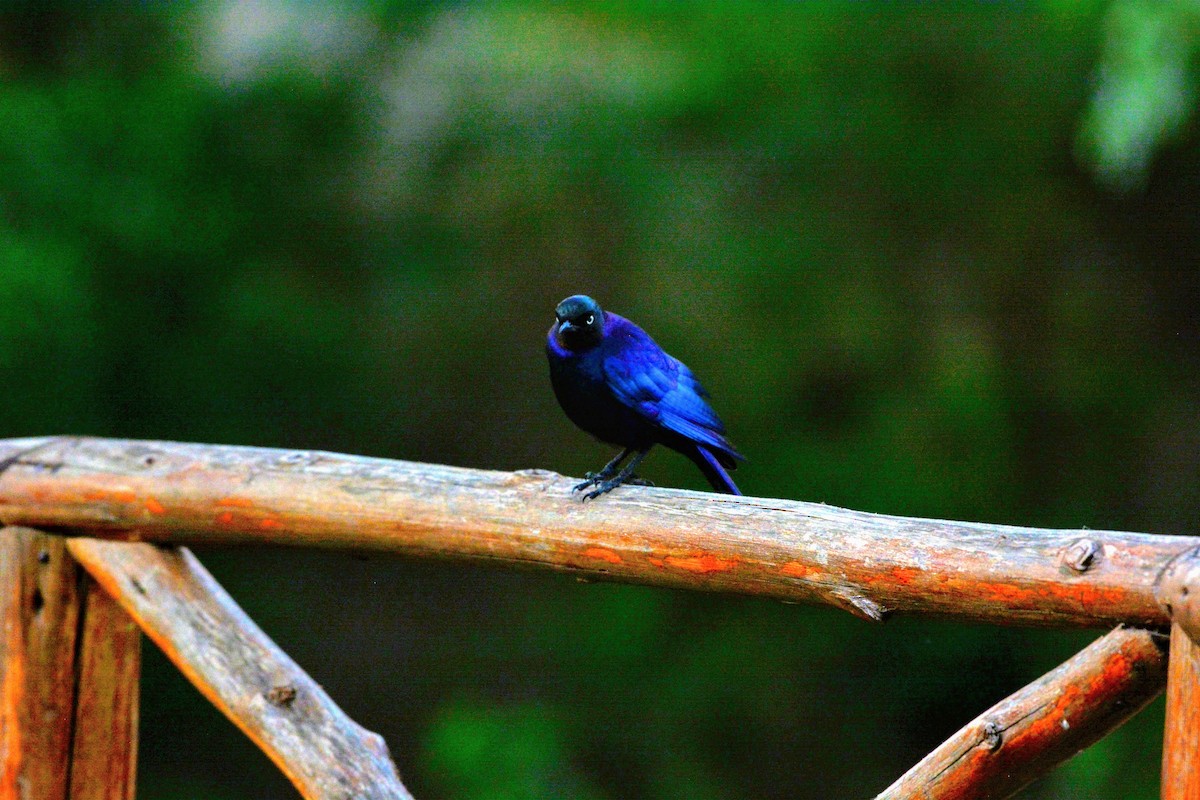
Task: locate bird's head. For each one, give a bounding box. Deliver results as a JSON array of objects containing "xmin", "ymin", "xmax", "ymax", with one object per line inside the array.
[{"xmin": 553, "ymin": 295, "xmax": 605, "ymax": 351}]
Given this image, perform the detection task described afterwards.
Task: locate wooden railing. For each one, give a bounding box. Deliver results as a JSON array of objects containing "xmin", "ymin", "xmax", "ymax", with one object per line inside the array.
[{"xmin": 0, "ymin": 436, "xmax": 1196, "ymax": 799}]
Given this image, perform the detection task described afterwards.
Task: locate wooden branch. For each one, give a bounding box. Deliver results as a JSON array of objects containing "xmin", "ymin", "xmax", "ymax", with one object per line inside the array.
[
  {"xmin": 0, "ymin": 436, "xmax": 1192, "ymax": 628},
  {"xmin": 0, "ymin": 527, "xmax": 81, "ymax": 800},
  {"xmin": 876, "ymin": 626, "xmax": 1168, "ymax": 800},
  {"xmin": 65, "ymin": 536, "xmax": 413, "ymax": 800},
  {"xmin": 69, "ymin": 575, "xmax": 140, "ymax": 800},
  {"xmin": 1162, "ymin": 622, "xmax": 1200, "ymax": 799}
]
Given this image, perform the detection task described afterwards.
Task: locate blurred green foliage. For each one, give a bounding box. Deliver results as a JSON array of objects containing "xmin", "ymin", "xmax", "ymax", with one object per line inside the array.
[{"xmin": 2, "ymin": 2, "xmax": 1199, "ymax": 798}]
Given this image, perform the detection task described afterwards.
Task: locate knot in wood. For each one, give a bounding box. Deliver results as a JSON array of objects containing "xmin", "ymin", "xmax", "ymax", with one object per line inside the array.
[
  {"xmin": 982, "ymin": 721, "xmax": 1003, "ymax": 751},
  {"xmin": 1156, "ymin": 545, "xmax": 1200, "ymax": 643},
  {"xmin": 266, "ymin": 684, "xmax": 298, "ymax": 707},
  {"xmin": 1063, "ymin": 538, "xmax": 1101, "ymax": 573}
]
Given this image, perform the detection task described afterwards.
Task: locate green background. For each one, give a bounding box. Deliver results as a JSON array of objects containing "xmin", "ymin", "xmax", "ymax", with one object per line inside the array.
[{"xmin": 2, "ymin": 2, "xmax": 1198, "ymax": 797}]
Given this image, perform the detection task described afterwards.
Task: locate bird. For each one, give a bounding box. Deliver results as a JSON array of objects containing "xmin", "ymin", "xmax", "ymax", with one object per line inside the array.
[{"xmin": 546, "ymin": 294, "xmax": 744, "ymax": 500}]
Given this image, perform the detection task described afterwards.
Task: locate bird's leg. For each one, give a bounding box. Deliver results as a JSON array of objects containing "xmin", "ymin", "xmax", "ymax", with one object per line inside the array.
[
  {"xmin": 573, "ymin": 448, "xmax": 633, "ymax": 492},
  {"xmin": 583, "ymin": 448, "xmax": 650, "ymax": 501}
]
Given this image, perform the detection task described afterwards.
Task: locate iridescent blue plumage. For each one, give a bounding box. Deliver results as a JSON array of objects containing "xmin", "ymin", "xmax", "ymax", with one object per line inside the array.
[{"xmin": 547, "ymin": 294, "xmax": 744, "ymax": 500}]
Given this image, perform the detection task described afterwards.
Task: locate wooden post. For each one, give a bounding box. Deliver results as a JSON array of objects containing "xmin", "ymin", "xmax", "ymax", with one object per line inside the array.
[
  {"xmin": 1155, "ymin": 545, "xmax": 1200, "ymax": 798},
  {"xmin": 69, "ymin": 576, "xmax": 140, "ymax": 800},
  {"xmin": 0, "ymin": 527, "xmax": 80, "ymax": 799},
  {"xmin": 0, "ymin": 526, "xmax": 140, "ymax": 800},
  {"xmin": 1162, "ymin": 623, "xmax": 1200, "ymax": 799}
]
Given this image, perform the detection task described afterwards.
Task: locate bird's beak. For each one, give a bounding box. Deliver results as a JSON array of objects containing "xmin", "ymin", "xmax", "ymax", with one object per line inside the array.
[{"xmin": 558, "ymin": 320, "xmax": 575, "ymax": 335}]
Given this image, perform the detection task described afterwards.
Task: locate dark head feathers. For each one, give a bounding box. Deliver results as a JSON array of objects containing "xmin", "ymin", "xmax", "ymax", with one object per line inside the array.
[{"xmin": 553, "ymin": 295, "xmax": 605, "ymax": 351}]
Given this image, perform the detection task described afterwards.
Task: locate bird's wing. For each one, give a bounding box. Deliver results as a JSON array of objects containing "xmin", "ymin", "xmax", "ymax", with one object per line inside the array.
[{"xmin": 603, "ymin": 348, "xmax": 732, "ymax": 453}]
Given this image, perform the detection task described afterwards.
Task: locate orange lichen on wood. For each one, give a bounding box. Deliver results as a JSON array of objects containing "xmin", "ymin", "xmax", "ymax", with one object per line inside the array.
[
  {"xmin": 82, "ymin": 489, "xmax": 138, "ymax": 504},
  {"xmin": 664, "ymin": 554, "xmax": 736, "ymax": 574},
  {"xmin": 1040, "ymin": 582, "xmax": 1129, "ymax": 608},
  {"xmin": 875, "ymin": 626, "xmax": 1168, "ymax": 800},
  {"xmin": 144, "ymin": 498, "xmax": 165, "ymax": 515},
  {"xmin": 582, "ymin": 547, "xmax": 623, "ymax": 564},
  {"xmin": 779, "ymin": 561, "xmax": 813, "ymax": 578},
  {"xmin": 216, "ymin": 496, "xmax": 254, "ymax": 508},
  {"xmin": 889, "ymin": 567, "xmax": 921, "ymax": 585}
]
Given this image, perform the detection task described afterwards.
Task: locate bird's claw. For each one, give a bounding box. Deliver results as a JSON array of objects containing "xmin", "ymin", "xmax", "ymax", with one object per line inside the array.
[
  {"xmin": 572, "ymin": 476, "xmax": 601, "ymax": 493},
  {"xmin": 582, "ymin": 479, "xmax": 621, "ymax": 502},
  {"xmin": 572, "ymin": 470, "xmax": 614, "ymax": 493},
  {"xmin": 579, "ymin": 474, "xmax": 652, "ymax": 501}
]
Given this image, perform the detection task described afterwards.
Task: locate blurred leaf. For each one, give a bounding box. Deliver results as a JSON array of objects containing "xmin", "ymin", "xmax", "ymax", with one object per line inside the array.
[
  {"xmin": 1077, "ymin": 0, "xmax": 1200, "ymax": 190},
  {"xmin": 423, "ymin": 701, "xmax": 609, "ymax": 800}
]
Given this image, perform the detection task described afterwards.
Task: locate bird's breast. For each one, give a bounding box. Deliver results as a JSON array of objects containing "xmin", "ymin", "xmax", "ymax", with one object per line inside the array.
[{"xmin": 547, "ymin": 348, "xmax": 653, "ymax": 448}]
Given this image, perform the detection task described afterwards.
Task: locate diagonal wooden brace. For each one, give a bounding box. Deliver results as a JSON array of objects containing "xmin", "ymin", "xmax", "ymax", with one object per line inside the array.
[
  {"xmin": 875, "ymin": 626, "xmax": 1168, "ymax": 800},
  {"xmin": 65, "ymin": 536, "xmax": 413, "ymax": 800}
]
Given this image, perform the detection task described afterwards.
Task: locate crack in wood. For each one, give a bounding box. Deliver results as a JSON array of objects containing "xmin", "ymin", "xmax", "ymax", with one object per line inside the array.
[
  {"xmin": 928, "ymin": 698, "xmax": 1055, "ymax": 784},
  {"xmin": 0, "ymin": 440, "xmax": 63, "ymax": 478}
]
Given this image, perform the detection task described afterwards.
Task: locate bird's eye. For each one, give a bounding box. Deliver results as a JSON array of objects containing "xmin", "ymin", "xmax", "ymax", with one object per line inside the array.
[{"xmin": 585, "ymin": 314, "xmax": 594, "ymax": 326}]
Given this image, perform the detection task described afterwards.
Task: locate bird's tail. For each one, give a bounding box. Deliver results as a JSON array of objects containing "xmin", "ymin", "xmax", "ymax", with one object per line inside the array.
[{"xmin": 694, "ymin": 445, "xmax": 741, "ymax": 495}]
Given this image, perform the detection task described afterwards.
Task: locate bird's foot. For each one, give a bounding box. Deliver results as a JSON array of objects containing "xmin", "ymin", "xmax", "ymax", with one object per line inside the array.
[
  {"xmin": 573, "ymin": 450, "xmax": 651, "ymax": 500},
  {"xmin": 572, "ymin": 469, "xmax": 615, "ymax": 493},
  {"xmin": 582, "ymin": 477, "xmax": 625, "ymax": 502},
  {"xmin": 572, "ymin": 473, "xmax": 602, "ymax": 493},
  {"xmin": 581, "ymin": 474, "xmax": 653, "ymax": 501}
]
